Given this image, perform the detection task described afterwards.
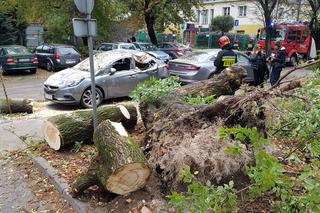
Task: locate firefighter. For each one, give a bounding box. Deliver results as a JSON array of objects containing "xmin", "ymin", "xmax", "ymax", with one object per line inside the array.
[
  {"xmin": 214, "ymin": 36, "xmax": 237, "ymax": 73},
  {"xmin": 269, "ymin": 41, "xmax": 286, "ymax": 86}
]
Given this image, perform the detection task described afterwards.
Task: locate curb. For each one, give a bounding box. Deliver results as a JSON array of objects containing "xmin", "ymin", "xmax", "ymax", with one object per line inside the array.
[{"xmin": 33, "ymin": 157, "xmax": 88, "ymax": 213}]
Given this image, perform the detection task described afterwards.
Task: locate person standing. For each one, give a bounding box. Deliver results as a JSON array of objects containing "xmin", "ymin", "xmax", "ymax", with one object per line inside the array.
[
  {"xmin": 214, "ymin": 36, "xmax": 237, "ymax": 74},
  {"xmin": 270, "ymin": 42, "xmax": 286, "ymax": 86},
  {"xmin": 250, "ymin": 45, "xmax": 268, "ymax": 87}
]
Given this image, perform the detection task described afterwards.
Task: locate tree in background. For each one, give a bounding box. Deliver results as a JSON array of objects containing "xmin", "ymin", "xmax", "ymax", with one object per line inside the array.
[
  {"xmin": 307, "ymin": 0, "xmax": 320, "ymax": 49},
  {"xmin": 0, "ymin": 0, "xmax": 119, "ymax": 45},
  {"xmin": 252, "ymin": 0, "xmax": 279, "ymax": 56},
  {"xmin": 0, "ymin": 0, "xmax": 28, "ymax": 45},
  {"xmin": 209, "ymin": 16, "xmax": 234, "ymax": 34},
  {"xmin": 122, "ymin": 0, "xmax": 202, "ymax": 45}
]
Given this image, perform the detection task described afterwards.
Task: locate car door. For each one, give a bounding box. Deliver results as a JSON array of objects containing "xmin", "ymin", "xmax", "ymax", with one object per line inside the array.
[
  {"xmin": 106, "ymin": 57, "xmax": 137, "ymax": 98},
  {"xmin": 237, "ymin": 53, "xmax": 254, "ymax": 83},
  {"xmin": 35, "ymin": 45, "xmax": 45, "ymax": 66},
  {"xmin": 135, "ymin": 61, "xmax": 158, "ymax": 83}
]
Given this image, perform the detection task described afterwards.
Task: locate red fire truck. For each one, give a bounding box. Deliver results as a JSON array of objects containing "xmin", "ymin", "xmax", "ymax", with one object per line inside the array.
[{"xmin": 258, "ymin": 23, "xmax": 313, "ymax": 64}]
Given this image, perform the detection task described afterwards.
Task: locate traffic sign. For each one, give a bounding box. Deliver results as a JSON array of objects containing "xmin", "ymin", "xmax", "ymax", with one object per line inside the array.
[
  {"xmin": 72, "ymin": 18, "xmax": 97, "ymax": 37},
  {"xmin": 234, "ymin": 19, "xmax": 239, "ymax": 30},
  {"xmin": 74, "ymin": 0, "xmax": 94, "ymax": 14}
]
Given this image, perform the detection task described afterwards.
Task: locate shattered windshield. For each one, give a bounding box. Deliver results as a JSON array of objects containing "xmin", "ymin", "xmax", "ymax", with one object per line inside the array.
[{"xmin": 74, "ymin": 53, "xmax": 111, "ymax": 73}]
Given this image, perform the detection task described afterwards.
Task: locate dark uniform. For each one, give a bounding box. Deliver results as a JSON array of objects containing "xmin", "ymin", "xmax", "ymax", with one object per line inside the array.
[
  {"xmin": 214, "ymin": 43, "xmax": 237, "ymax": 73},
  {"xmin": 270, "ymin": 48, "xmax": 286, "ymax": 86},
  {"xmin": 250, "ymin": 51, "xmax": 268, "ymax": 87}
]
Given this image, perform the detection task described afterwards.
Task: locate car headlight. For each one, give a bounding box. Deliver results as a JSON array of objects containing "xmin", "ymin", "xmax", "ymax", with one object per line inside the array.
[{"xmin": 63, "ymin": 77, "xmax": 85, "ymax": 87}]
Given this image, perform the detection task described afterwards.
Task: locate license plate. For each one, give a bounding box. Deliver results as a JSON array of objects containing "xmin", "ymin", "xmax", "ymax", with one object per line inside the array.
[
  {"xmin": 66, "ymin": 60, "xmax": 76, "ymax": 64},
  {"xmin": 44, "ymin": 93, "xmax": 53, "ymax": 100},
  {"xmin": 19, "ymin": 58, "xmax": 30, "ymax": 62}
]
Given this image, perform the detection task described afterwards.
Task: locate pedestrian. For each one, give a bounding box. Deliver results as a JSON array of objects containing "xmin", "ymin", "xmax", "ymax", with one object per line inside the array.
[
  {"xmin": 269, "ymin": 42, "xmax": 286, "ymax": 86},
  {"xmin": 250, "ymin": 44, "xmax": 268, "ymax": 87},
  {"xmin": 131, "ymin": 36, "xmax": 136, "ymax": 43},
  {"xmin": 214, "ymin": 36, "xmax": 237, "ymax": 74}
]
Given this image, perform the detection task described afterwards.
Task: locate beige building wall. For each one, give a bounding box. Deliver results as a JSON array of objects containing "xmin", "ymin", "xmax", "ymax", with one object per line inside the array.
[{"xmin": 192, "ymin": 0, "xmax": 310, "ymax": 35}]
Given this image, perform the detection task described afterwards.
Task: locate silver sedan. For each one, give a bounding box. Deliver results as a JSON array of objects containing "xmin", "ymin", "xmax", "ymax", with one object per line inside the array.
[
  {"xmin": 44, "ymin": 50, "xmax": 169, "ymax": 108},
  {"xmin": 168, "ymin": 49, "xmax": 254, "ymax": 84}
]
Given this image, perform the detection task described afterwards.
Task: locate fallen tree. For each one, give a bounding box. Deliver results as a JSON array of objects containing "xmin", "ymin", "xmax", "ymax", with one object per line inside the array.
[
  {"xmin": 0, "ymin": 99, "xmax": 33, "ymax": 114},
  {"xmin": 71, "ymin": 120, "xmax": 150, "ymax": 196},
  {"xmin": 43, "ymin": 104, "xmax": 137, "ymax": 150}
]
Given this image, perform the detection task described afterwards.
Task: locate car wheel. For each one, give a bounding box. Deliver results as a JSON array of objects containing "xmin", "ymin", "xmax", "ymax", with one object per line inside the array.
[
  {"xmin": 46, "ymin": 61, "xmax": 53, "ymax": 71},
  {"xmin": 290, "ymin": 55, "xmax": 297, "ymax": 66},
  {"xmin": 80, "ymin": 87, "xmax": 103, "ymax": 108},
  {"xmin": 29, "ymin": 68, "xmax": 37, "ymax": 74}
]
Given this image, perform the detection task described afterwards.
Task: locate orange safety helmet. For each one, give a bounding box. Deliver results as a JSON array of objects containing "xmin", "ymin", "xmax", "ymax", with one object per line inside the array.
[{"xmin": 219, "ymin": 36, "xmax": 230, "ymax": 48}]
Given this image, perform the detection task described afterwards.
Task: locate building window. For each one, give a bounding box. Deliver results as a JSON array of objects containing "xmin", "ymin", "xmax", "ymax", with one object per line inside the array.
[
  {"xmin": 210, "ymin": 9, "xmax": 214, "ymax": 21},
  {"xmin": 238, "ymin": 6, "xmax": 247, "ymax": 17},
  {"xmin": 279, "ymin": 7, "xmax": 284, "ymax": 19},
  {"xmin": 202, "ymin": 10, "xmax": 208, "ymax": 25},
  {"xmin": 197, "ymin": 10, "xmax": 201, "ymax": 24},
  {"xmin": 223, "ymin": 7, "xmax": 230, "ymax": 16}
]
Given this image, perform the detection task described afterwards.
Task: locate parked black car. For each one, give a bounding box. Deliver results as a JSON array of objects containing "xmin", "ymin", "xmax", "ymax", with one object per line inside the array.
[{"xmin": 34, "ymin": 44, "xmax": 81, "ymax": 71}]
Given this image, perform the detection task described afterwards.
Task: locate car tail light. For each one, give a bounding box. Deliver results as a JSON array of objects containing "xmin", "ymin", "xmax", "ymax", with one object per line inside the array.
[
  {"xmin": 184, "ymin": 65, "xmax": 200, "ymax": 71},
  {"xmin": 6, "ymin": 58, "xmax": 15, "ymax": 64},
  {"xmin": 55, "ymin": 51, "xmax": 60, "ymax": 62},
  {"xmin": 32, "ymin": 57, "xmax": 38, "ymax": 63}
]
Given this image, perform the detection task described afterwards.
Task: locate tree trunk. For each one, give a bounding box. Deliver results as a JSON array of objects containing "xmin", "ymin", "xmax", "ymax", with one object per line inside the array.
[
  {"xmin": 71, "ymin": 120, "xmax": 150, "ymax": 196},
  {"xmin": 0, "ymin": 99, "xmax": 33, "ymax": 114},
  {"xmin": 43, "ymin": 104, "xmax": 137, "ymax": 150},
  {"xmin": 145, "ymin": 13, "xmax": 158, "ymax": 46},
  {"xmin": 139, "ymin": 65, "xmax": 248, "ymax": 129},
  {"xmin": 265, "ymin": 14, "xmax": 272, "ymax": 56},
  {"xmin": 176, "ymin": 65, "xmax": 247, "ymax": 97}
]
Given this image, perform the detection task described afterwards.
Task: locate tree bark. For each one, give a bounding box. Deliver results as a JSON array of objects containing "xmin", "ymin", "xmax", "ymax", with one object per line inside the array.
[
  {"xmin": 43, "ymin": 104, "xmax": 137, "ymax": 150},
  {"xmin": 176, "ymin": 65, "xmax": 247, "ymax": 97},
  {"xmin": 71, "ymin": 120, "xmax": 150, "ymax": 196},
  {"xmin": 145, "ymin": 12, "xmax": 158, "ymax": 45},
  {"xmin": 0, "ymin": 99, "xmax": 33, "ymax": 114}
]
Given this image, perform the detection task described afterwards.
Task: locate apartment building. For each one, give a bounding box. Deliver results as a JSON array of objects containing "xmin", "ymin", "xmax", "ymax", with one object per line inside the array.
[{"xmin": 193, "ymin": 0, "xmax": 310, "ymax": 35}]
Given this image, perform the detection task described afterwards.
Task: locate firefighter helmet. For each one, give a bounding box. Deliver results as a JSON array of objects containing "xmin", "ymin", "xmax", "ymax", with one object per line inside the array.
[{"xmin": 219, "ymin": 36, "xmax": 230, "ymax": 48}]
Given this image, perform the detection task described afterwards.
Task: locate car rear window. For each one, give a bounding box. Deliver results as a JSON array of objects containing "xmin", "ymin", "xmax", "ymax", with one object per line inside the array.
[
  {"xmin": 140, "ymin": 43, "xmax": 157, "ymax": 51},
  {"xmin": 179, "ymin": 52, "xmax": 211, "ymax": 62},
  {"xmin": 121, "ymin": 45, "xmax": 136, "ymax": 50},
  {"xmin": 5, "ymin": 46, "xmax": 30, "ymax": 55},
  {"xmin": 99, "ymin": 44, "xmax": 113, "ymax": 51},
  {"xmin": 57, "ymin": 47, "xmax": 78, "ymax": 55}
]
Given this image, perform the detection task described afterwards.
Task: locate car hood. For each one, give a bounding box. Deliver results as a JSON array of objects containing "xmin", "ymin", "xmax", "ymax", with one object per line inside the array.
[
  {"xmin": 146, "ymin": 51, "xmax": 169, "ymax": 58},
  {"xmin": 44, "ymin": 68, "xmax": 90, "ymax": 87}
]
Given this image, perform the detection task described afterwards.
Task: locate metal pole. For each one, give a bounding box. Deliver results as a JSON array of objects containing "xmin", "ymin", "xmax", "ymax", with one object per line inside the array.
[{"xmin": 87, "ymin": 13, "xmax": 98, "ymax": 130}]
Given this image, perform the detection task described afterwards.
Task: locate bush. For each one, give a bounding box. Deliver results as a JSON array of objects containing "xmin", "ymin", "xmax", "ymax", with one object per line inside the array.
[
  {"xmin": 130, "ymin": 76, "xmax": 181, "ymax": 104},
  {"xmin": 209, "ymin": 16, "xmax": 234, "ymax": 33}
]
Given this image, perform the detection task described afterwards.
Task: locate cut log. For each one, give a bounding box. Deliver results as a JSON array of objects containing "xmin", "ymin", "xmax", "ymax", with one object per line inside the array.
[
  {"xmin": 0, "ymin": 99, "xmax": 33, "ymax": 114},
  {"xmin": 43, "ymin": 104, "xmax": 137, "ymax": 150},
  {"xmin": 71, "ymin": 120, "xmax": 150, "ymax": 196}
]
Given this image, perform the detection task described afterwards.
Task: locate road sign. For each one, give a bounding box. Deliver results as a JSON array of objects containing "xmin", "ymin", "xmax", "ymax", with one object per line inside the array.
[
  {"xmin": 74, "ymin": 0, "xmax": 94, "ymax": 14},
  {"xmin": 73, "ymin": 18, "xmax": 97, "ymax": 37},
  {"xmin": 234, "ymin": 19, "xmax": 239, "ymax": 30}
]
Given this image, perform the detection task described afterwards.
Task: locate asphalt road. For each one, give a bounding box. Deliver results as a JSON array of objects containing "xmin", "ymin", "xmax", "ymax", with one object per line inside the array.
[
  {"xmin": 0, "ymin": 69, "xmax": 51, "ymax": 100},
  {"xmin": 0, "ymin": 67, "xmax": 313, "ymax": 101}
]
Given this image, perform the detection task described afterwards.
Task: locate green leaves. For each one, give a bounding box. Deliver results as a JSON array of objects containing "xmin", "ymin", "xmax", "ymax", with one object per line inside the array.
[
  {"xmin": 130, "ymin": 76, "xmax": 181, "ymax": 104},
  {"xmin": 210, "ymin": 16, "xmax": 234, "ymax": 33},
  {"xmin": 185, "ymin": 94, "xmax": 216, "ymax": 105}
]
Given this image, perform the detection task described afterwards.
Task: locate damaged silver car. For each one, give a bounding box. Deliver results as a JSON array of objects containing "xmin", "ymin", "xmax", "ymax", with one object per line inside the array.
[{"xmin": 43, "ymin": 50, "xmax": 169, "ymax": 108}]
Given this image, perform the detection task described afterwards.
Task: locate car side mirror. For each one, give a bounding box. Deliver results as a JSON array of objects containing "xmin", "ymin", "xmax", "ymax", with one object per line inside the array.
[{"xmin": 109, "ymin": 68, "xmax": 116, "ymax": 75}]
